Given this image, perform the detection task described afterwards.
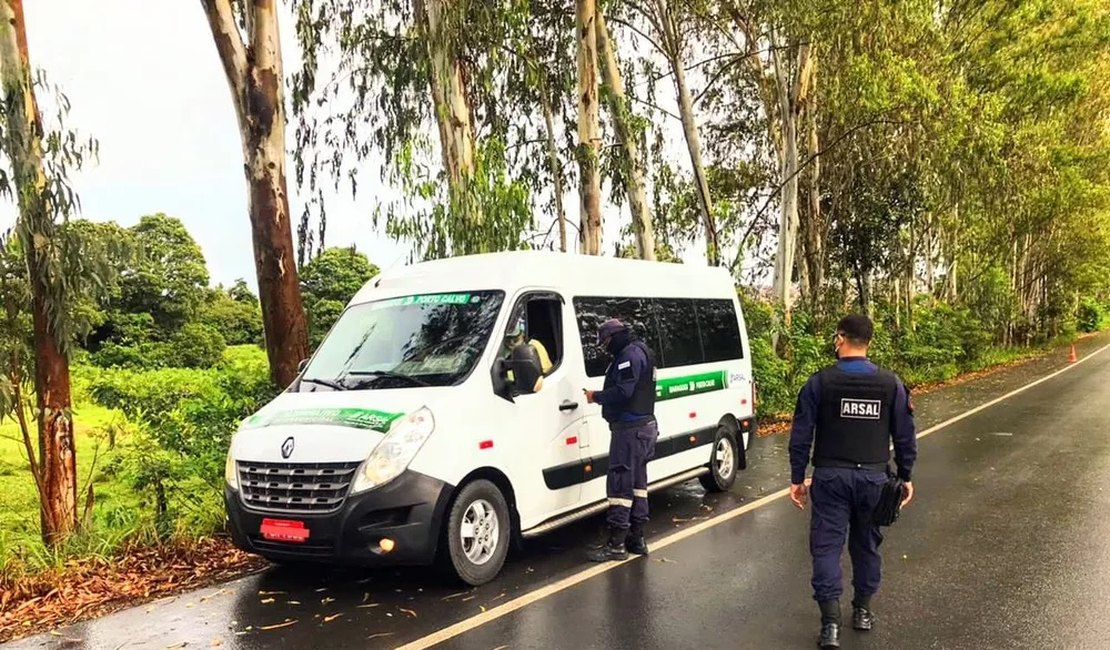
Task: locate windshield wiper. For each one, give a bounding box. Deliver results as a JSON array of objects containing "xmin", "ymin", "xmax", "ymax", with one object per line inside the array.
[
  {"xmin": 300, "ymin": 376, "xmax": 347, "ymax": 391},
  {"xmin": 346, "ymin": 370, "xmax": 432, "ymax": 388}
]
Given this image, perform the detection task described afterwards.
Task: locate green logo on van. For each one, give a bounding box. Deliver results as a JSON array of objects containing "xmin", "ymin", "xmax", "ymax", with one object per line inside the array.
[
  {"xmin": 656, "ymin": 371, "xmax": 728, "ymax": 401},
  {"xmin": 241, "ymin": 407, "xmax": 404, "ymax": 433}
]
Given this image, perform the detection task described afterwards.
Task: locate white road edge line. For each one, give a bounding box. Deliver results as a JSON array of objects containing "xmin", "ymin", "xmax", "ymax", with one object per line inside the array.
[{"xmin": 397, "ymin": 341, "xmax": 1110, "ymax": 650}]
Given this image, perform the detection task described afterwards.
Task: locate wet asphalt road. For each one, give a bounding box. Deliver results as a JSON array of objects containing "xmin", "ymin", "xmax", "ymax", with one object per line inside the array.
[{"xmin": 8, "ymin": 332, "xmax": 1110, "ymax": 650}]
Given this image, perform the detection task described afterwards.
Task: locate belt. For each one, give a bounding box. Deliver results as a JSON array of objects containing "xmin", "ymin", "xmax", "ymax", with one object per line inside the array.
[
  {"xmin": 812, "ymin": 458, "xmax": 887, "ymax": 472},
  {"xmin": 609, "ymin": 416, "xmax": 656, "ymax": 431}
]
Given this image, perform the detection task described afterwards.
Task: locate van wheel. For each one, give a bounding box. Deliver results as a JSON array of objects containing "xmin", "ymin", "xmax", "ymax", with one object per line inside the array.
[
  {"xmin": 441, "ymin": 479, "xmax": 510, "ymax": 586},
  {"xmin": 699, "ymin": 429, "xmax": 739, "ymax": 493}
]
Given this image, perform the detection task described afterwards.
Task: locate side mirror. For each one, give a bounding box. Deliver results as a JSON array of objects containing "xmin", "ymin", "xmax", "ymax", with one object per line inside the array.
[
  {"xmin": 297, "ymin": 359, "xmax": 309, "ymax": 373},
  {"xmin": 508, "ymin": 343, "xmax": 544, "ymax": 394}
]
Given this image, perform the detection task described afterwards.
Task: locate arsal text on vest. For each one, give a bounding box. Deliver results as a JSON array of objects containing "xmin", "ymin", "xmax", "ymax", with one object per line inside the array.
[{"xmin": 840, "ymin": 398, "xmax": 882, "ymax": 420}]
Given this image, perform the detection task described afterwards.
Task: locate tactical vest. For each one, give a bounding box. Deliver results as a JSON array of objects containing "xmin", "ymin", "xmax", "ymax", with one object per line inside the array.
[
  {"xmin": 625, "ymin": 340, "xmax": 657, "ymax": 417},
  {"xmin": 812, "ymin": 366, "xmax": 898, "ymax": 469}
]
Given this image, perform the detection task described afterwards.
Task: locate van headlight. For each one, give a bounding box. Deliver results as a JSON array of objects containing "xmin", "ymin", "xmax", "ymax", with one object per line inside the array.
[
  {"xmin": 225, "ymin": 451, "xmax": 239, "ymax": 491},
  {"xmin": 351, "ymin": 407, "xmax": 435, "ymax": 493}
]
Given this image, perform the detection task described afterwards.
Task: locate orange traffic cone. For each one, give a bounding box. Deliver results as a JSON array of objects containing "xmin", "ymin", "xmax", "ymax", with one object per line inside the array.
[{"xmin": 1068, "ymin": 345, "xmax": 1077, "ymax": 363}]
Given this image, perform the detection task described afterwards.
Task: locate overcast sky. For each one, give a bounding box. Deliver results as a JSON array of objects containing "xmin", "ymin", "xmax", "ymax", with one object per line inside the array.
[
  {"xmin": 0, "ymin": 0, "xmax": 409, "ymax": 289},
  {"xmin": 1, "ymin": 1, "xmax": 727, "ymax": 291}
]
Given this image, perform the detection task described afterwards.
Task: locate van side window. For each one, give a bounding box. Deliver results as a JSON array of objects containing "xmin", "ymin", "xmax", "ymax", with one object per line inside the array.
[
  {"xmin": 503, "ymin": 294, "xmax": 563, "ymax": 375},
  {"xmin": 697, "ymin": 299, "xmax": 744, "ymax": 363},
  {"xmin": 656, "ymin": 298, "xmax": 704, "ymax": 367},
  {"xmin": 573, "ymin": 297, "xmax": 659, "ymax": 377},
  {"xmin": 574, "ymin": 296, "xmax": 743, "ymax": 377}
]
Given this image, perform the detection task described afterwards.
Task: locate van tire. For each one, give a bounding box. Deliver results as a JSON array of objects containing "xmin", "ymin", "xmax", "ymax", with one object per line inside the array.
[
  {"xmin": 699, "ymin": 428, "xmax": 739, "ymax": 493},
  {"xmin": 441, "ymin": 479, "xmax": 511, "ymax": 586}
]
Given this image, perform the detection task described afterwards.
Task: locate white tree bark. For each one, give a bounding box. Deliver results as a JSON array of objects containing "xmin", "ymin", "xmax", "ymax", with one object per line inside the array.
[
  {"xmin": 416, "ymin": 0, "xmax": 476, "ymax": 193},
  {"xmin": 770, "ymin": 39, "xmax": 811, "ymax": 322},
  {"xmin": 576, "ymin": 0, "xmax": 603, "ymax": 255},
  {"xmin": 654, "ymin": 0, "xmax": 718, "ymax": 265},
  {"xmin": 596, "ymin": 11, "xmax": 655, "ymax": 261}
]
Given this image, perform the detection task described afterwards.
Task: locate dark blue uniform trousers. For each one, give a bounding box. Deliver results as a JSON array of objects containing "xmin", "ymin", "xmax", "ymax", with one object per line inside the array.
[
  {"xmin": 606, "ymin": 419, "xmax": 659, "ymax": 529},
  {"xmin": 810, "ymin": 467, "xmax": 887, "ymax": 603}
]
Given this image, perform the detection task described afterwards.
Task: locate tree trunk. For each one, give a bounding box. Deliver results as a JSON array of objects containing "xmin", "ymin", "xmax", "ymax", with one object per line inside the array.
[
  {"xmin": 595, "ymin": 11, "xmax": 655, "ymax": 261},
  {"xmin": 539, "ymin": 85, "xmax": 568, "ymax": 253},
  {"xmin": 575, "ymin": 0, "xmax": 603, "ymax": 255},
  {"xmin": 655, "ymin": 0, "xmax": 717, "ymax": 265},
  {"xmin": 201, "ymin": 0, "xmax": 309, "ymax": 387},
  {"xmin": 770, "ymin": 40, "xmax": 810, "ymax": 335},
  {"xmin": 0, "ymin": 0, "xmax": 79, "ymax": 546},
  {"xmin": 801, "ymin": 55, "xmax": 824, "ymax": 310},
  {"xmin": 416, "ymin": 0, "xmax": 480, "ymax": 249}
]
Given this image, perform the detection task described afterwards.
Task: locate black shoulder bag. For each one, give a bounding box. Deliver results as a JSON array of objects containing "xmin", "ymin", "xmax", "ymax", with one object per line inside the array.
[{"xmin": 874, "ymin": 468, "xmax": 906, "ymax": 527}]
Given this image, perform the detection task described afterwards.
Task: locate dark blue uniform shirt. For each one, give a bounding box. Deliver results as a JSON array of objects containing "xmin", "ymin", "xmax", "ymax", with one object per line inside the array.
[
  {"xmin": 789, "ymin": 356, "xmax": 916, "ymax": 484},
  {"xmin": 593, "ymin": 337, "xmax": 652, "ymax": 424}
]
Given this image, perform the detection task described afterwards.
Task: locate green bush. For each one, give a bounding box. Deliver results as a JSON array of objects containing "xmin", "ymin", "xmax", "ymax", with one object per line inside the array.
[
  {"xmin": 90, "ymin": 323, "xmax": 227, "ymax": 370},
  {"xmin": 1078, "ymin": 298, "xmax": 1106, "ymax": 333},
  {"xmin": 88, "ymin": 346, "xmax": 275, "ymax": 490}
]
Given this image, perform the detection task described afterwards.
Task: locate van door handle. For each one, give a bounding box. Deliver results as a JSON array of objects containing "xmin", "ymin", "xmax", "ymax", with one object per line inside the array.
[{"xmin": 559, "ymin": 401, "xmax": 579, "ymax": 412}]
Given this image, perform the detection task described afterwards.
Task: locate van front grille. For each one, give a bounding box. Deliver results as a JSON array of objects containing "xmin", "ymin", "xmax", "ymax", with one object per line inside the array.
[{"xmin": 237, "ymin": 460, "xmax": 361, "ymax": 513}]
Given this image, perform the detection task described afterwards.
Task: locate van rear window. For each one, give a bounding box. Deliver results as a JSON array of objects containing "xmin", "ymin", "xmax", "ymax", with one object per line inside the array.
[{"xmin": 573, "ymin": 297, "xmax": 743, "ymax": 377}]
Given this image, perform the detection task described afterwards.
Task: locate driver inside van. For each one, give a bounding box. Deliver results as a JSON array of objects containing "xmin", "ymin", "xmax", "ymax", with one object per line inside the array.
[{"xmin": 504, "ymin": 318, "xmax": 553, "ymax": 381}]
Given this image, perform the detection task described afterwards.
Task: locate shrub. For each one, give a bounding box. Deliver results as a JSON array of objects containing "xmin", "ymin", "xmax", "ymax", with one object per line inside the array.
[
  {"xmin": 1078, "ymin": 298, "xmax": 1106, "ymax": 333},
  {"xmin": 88, "ymin": 346, "xmax": 276, "ymax": 491}
]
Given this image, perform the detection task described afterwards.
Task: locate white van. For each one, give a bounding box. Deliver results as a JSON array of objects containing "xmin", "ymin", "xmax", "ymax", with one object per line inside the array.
[{"xmin": 224, "ymin": 251, "xmax": 757, "ymax": 585}]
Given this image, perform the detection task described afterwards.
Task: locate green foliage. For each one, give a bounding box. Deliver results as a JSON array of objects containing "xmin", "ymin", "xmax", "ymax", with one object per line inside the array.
[
  {"xmin": 1078, "ymin": 298, "xmax": 1107, "ymax": 333},
  {"xmin": 88, "ymin": 346, "xmax": 274, "ymax": 492},
  {"xmin": 200, "ymin": 285, "xmax": 263, "ymax": 346},
  {"xmin": 90, "ymin": 323, "xmax": 226, "ymax": 370},
  {"xmin": 300, "ymin": 246, "xmax": 380, "ymax": 348},
  {"xmin": 300, "ymin": 246, "xmax": 379, "ymax": 303},
  {"xmin": 120, "ymin": 214, "xmax": 210, "ymax": 332}
]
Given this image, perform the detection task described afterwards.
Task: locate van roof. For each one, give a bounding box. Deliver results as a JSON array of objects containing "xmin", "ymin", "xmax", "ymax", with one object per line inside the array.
[{"xmin": 350, "ymin": 250, "xmax": 737, "ymax": 305}]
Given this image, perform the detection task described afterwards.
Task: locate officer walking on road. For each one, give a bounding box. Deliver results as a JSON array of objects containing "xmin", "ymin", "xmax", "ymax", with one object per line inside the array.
[
  {"xmin": 789, "ymin": 314, "xmax": 917, "ymax": 649},
  {"xmin": 584, "ymin": 318, "xmax": 659, "ymax": 562}
]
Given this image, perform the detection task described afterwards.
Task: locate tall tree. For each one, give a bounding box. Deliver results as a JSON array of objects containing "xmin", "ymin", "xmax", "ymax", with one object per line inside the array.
[
  {"xmin": 0, "ymin": 0, "xmax": 98, "ymax": 545},
  {"xmin": 576, "ymin": 0, "xmax": 604, "ymax": 255},
  {"xmin": 595, "ymin": 11, "xmax": 656, "ymax": 260},
  {"xmin": 618, "ymin": 0, "xmax": 720, "ymax": 264},
  {"xmin": 414, "ymin": 0, "xmax": 480, "ymax": 243},
  {"xmin": 200, "ymin": 0, "xmax": 309, "ymax": 387},
  {"xmin": 290, "ymin": 0, "xmax": 535, "ymax": 260}
]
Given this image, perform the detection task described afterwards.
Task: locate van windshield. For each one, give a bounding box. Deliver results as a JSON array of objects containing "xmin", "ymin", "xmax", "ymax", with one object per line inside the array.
[{"xmin": 298, "ymin": 291, "xmax": 505, "ymax": 391}]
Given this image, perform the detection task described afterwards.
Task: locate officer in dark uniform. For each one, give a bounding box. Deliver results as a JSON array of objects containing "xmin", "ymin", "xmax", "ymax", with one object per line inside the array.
[
  {"xmin": 584, "ymin": 318, "xmax": 659, "ymax": 561},
  {"xmin": 789, "ymin": 314, "xmax": 917, "ymax": 649}
]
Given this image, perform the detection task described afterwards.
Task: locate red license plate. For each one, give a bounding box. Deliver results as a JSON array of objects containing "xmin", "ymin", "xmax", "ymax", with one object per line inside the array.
[{"xmin": 260, "ymin": 518, "xmax": 310, "ymax": 543}]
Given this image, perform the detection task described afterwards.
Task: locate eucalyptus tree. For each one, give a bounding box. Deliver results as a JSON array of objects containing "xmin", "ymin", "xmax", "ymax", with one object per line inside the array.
[
  {"xmin": 0, "ymin": 0, "xmax": 102, "ymax": 545},
  {"xmin": 199, "ymin": 0, "xmax": 310, "ymax": 387}
]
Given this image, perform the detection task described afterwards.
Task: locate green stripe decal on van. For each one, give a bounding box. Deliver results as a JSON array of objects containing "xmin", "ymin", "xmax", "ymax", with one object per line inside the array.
[
  {"xmin": 656, "ymin": 371, "xmax": 728, "ymax": 401},
  {"xmin": 242, "ymin": 408, "xmax": 404, "ymax": 433}
]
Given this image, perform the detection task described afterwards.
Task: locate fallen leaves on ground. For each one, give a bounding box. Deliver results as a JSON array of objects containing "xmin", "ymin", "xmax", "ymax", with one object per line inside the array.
[
  {"xmin": 322, "ymin": 614, "xmax": 342, "ymax": 623},
  {"xmin": 258, "ymin": 619, "xmax": 298, "ymax": 631},
  {"xmin": 399, "ymin": 608, "xmax": 417, "ymax": 618},
  {"xmin": 0, "ymin": 536, "xmax": 266, "ymax": 644}
]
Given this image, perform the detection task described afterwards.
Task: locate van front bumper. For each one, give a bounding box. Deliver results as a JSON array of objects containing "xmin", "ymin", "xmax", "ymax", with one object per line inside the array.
[{"xmin": 224, "ymin": 469, "xmax": 454, "ymax": 567}]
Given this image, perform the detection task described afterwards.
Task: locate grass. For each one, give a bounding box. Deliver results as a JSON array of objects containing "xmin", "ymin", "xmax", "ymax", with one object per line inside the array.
[{"xmin": 0, "ymin": 380, "xmax": 144, "ymax": 574}]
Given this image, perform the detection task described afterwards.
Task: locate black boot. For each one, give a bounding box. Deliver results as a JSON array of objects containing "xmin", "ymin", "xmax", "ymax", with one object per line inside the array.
[
  {"xmin": 817, "ymin": 600, "xmax": 840, "ymax": 649},
  {"xmin": 587, "ymin": 527, "xmax": 629, "ymax": 562},
  {"xmin": 852, "ymin": 595, "xmax": 875, "ymax": 631},
  {"xmin": 626, "ymin": 524, "xmax": 648, "ymax": 555}
]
